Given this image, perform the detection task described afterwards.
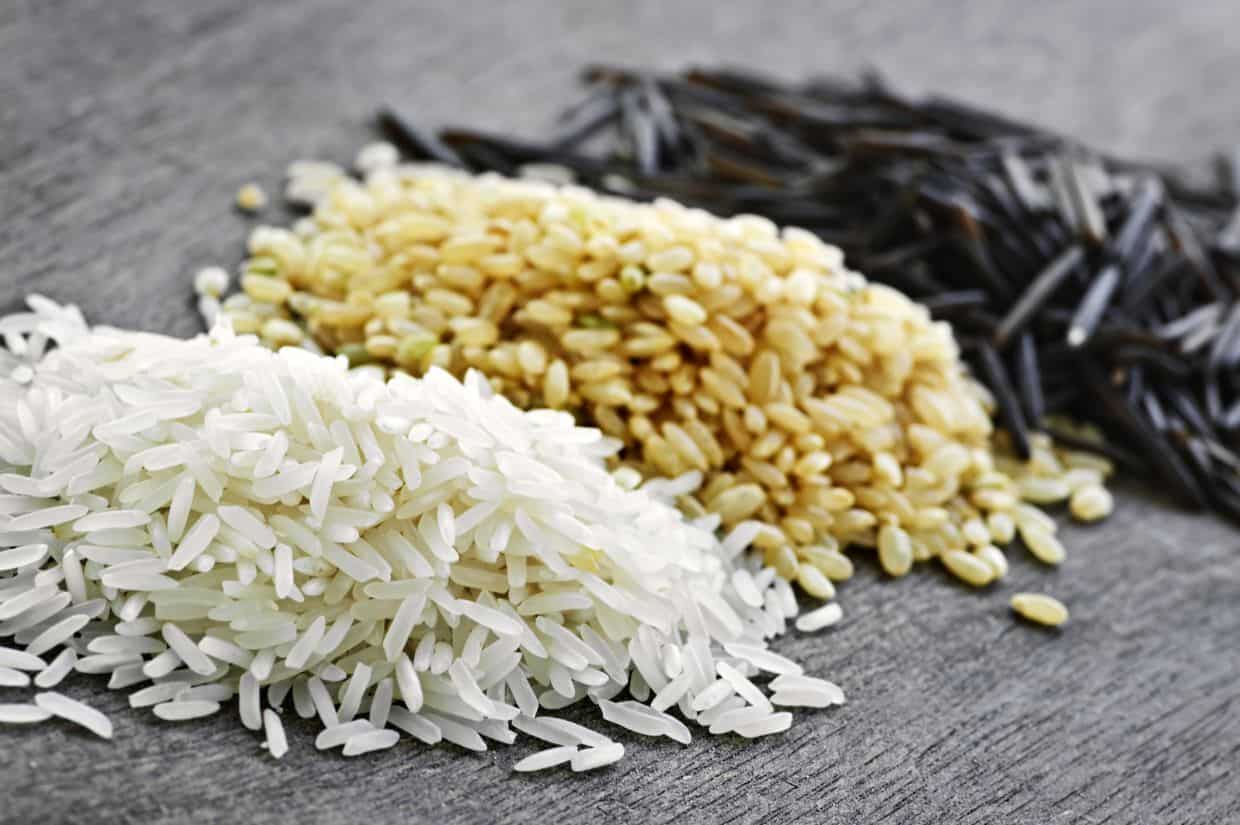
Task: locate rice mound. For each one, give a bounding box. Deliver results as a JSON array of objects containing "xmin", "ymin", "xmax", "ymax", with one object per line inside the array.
[{"xmin": 0, "ymin": 297, "xmax": 840, "ymax": 764}]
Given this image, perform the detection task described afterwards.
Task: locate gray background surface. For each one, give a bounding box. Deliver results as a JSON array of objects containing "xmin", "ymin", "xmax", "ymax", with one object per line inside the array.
[{"xmin": 3, "ymin": 1, "xmax": 1240, "ymax": 823}]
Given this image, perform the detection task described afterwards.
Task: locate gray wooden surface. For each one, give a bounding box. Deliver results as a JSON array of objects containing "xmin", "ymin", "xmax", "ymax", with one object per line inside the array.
[{"xmin": 3, "ymin": 1, "xmax": 1240, "ymax": 823}]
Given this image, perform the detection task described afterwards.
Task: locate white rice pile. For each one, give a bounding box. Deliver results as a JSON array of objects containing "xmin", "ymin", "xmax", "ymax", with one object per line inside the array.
[{"xmin": 0, "ymin": 296, "xmax": 842, "ymax": 767}]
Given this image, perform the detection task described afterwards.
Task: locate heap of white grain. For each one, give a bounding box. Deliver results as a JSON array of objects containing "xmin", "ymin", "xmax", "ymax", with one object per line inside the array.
[{"xmin": 0, "ymin": 297, "xmax": 841, "ymax": 768}]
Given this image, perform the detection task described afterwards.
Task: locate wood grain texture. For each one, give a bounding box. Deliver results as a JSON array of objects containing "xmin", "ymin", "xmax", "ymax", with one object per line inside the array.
[{"xmin": 2, "ymin": 1, "xmax": 1240, "ymax": 823}]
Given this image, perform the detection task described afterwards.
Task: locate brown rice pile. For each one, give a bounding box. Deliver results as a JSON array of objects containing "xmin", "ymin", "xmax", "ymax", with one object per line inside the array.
[{"xmin": 203, "ymin": 149, "xmax": 1112, "ymax": 600}]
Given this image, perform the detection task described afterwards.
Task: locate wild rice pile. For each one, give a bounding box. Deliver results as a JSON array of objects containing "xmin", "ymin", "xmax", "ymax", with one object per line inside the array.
[
  {"xmin": 0, "ymin": 297, "xmax": 839, "ymax": 765},
  {"xmin": 208, "ymin": 152, "xmax": 1112, "ymax": 601}
]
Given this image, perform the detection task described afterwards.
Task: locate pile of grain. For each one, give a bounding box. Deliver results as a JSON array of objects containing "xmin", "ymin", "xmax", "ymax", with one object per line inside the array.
[
  {"xmin": 0, "ymin": 297, "xmax": 840, "ymax": 765},
  {"xmin": 206, "ymin": 152, "xmax": 1111, "ymax": 602}
]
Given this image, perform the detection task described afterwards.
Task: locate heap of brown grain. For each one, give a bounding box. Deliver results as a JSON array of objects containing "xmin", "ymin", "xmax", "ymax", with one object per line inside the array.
[{"xmin": 201, "ymin": 148, "xmax": 1112, "ymax": 604}]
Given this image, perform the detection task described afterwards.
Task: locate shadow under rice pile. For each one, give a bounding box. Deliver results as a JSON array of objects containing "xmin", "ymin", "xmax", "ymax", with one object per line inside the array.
[
  {"xmin": 205, "ymin": 150, "xmax": 1112, "ymax": 611},
  {"xmin": 375, "ymin": 64, "xmax": 1240, "ymax": 525}
]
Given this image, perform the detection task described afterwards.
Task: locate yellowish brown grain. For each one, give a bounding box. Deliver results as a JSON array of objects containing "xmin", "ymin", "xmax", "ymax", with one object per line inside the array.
[
  {"xmin": 941, "ymin": 549, "xmax": 994, "ymax": 587},
  {"xmin": 222, "ymin": 162, "xmax": 1113, "ymax": 603},
  {"xmin": 1010, "ymin": 592, "xmax": 1069, "ymax": 627}
]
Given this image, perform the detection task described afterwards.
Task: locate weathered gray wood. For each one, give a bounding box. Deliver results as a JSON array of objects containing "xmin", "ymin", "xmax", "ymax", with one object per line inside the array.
[{"xmin": 2, "ymin": 1, "xmax": 1240, "ymax": 823}]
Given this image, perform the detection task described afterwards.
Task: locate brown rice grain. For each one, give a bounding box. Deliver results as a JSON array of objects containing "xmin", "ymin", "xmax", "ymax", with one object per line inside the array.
[
  {"xmin": 877, "ymin": 525, "xmax": 913, "ymax": 577},
  {"xmin": 941, "ymin": 550, "xmax": 994, "ymax": 587},
  {"xmin": 218, "ymin": 163, "xmax": 1110, "ymax": 608},
  {"xmin": 1020, "ymin": 524, "xmax": 1066, "ymax": 565},
  {"xmin": 1010, "ymin": 593, "xmax": 1069, "ymax": 627}
]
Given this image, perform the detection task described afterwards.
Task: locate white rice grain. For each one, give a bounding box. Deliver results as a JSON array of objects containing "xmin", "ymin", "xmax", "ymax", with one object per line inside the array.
[
  {"xmin": 722, "ymin": 642, "xmax": 802, "ymax": 676},
  {"xmin": 342, "ymin": 728, "xmax": 400, "ymax": 756},
  {"xmin": 72, "ymin": 510, "xmax": 150, "ymax": 533},
  {"xmin": 420, "ymin": 711, "xmax": 486, "ymax": 752},
  {"xmin": 162, "ymin": 623, "xmax": 217, "ymax": 676},
  {"xmin": 286, "ymin": 615, "xmax": 326, "ymax": 670},
  {"xmin": 34, "ymin": 647, "xmax": 77, "ymax": 688},
  {"xmin": 599, "ymin": 699, "xmax": 690, "ymax": 744},
  {"xmin": 0, "ymin": 300, "xmax": 853, "ymax": 771},
  {"xmin": 716, "ymin": 661, "xmax": 773, "ymax": 712},
  {"xmin": 368, "ymin": 677, "xmax": 394, "ymax": 728},
  {"xmin": 570, "ymin": 742, "xmax": 624, "ymax": 772},
  {"xmin": 513, "ymin": 745, "xmax": 578, "ymax": 772},
  {"xmin": 0, "ymin": 543, "xmax": 50, "ymax": 571},
  {"xmin": 316, "ymin": 719, "xmax": 374, "ymax": 749},
  {"xmin": 263, "ymin": 709, "xmax": 288, "ymax": 758},
  {"xmin": 240, "ymin": 672, "xmax": 262, "ymax": 731},
  {"xmin": 153, "ymin": 700, "xmax": 221, "ymax": 721},
  {"xmin": 770, "ymin": 674, "xmax": 846, "ymax": 707},
  {"xmin": 337, "ymin": 662, "xmax": 372, "ymax": 723},
  {"xmin": 167, "ymin": 513, "xmax": 220, "ymax": 571},
  {"xmin": 35, "ymin": 691, "xmax": 113, "ymax": 738},
  {"xmin": 733, "ymin": 711, "xmax": 793, "ymax": 738},
  {"xmin": 218, "ymin": 505, "xmax": 277, "ymax": 550},
  {"xmin": 0, "ymin": 703, "xmax": 54, "ymax": 723},
  {"xmin": 794, "ymin": 602, "xmax": 843, "ymax": 633},
  {"xmin": 386, "ymin": 705, "xmax": 441, "ymax": 744},
  {"xmin": 0, "ymin": 645, "xmax": 46, "ymax": 671}
]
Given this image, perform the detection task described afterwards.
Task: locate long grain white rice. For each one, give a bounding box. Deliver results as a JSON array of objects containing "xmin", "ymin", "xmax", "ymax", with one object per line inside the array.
[
  {"xmin": 198, "ymin": 637, "xmax": 254, "ymax": 668},
  {"xmin": 421, "ymin": 711, "xmax": 486, "ymax": 752},
  {"xmin": 6, "ymin": 505, "xmax": 88, "ymax": 532},
  {"xmin": 0, "ymin": 544, "xmax": 50, "ymax": 571},
  {"xmin": 263, "ymin": 709, "xmax": 288, "ymax": 758},
  {"xmin": 0, "ymin": 299, "xmax": 849, "ymax": 771},
  {"xmin": 707, "ymin": 705, "xmax": 774, "ymax": 734},
  {"xmin": 72, "ymin": 510, "xmax": 150, "ymax": 533},
  {"xmin": 342, "ymin": 728, "xmax": 400, "ymax": 756},
  {"xmin": 0, "ymin": 645, "xmax": 46, "ymax": 671},
  {"xmin": 0, "ymin": 665, "xmax": 31, "ymax": 686},
  {"xmin": 0, "ymin": 702, "xmax": 53, "ymax": 723},
  {"xmin": 162, "ymin": 623, "xmax": 216, "ymax": 676},
  {"xmin": 218, "ymin": 505, "xmax": 277, "ymax": 550},
  {"xmin": 733, "ymin": 711, "xmax": 793, "ymax": 738},
  {"xmin": 34, "ymin": 647, "xmax": 77, "ymax": 688},
  {"xmin": 387, "ymin": 706, "xmax": 441, "ymax": 745},
  {"xmin": 722, "ymin": 642, "xmax": 802, "ymax": 676},
  {"xmin": 337, "ymin": 662, "xmax": 372, "ymax": 722},
  {"xmin": 87, "ymin": 635, "xmax": 164, "ymax": 656},
  {"xmin": 570, "ymin": 742, "xmax": 625, "ymax": 772},
  {"xmin": 794, "ymin": 602, "xmax": 844, "ymax": 633},
  {"xmin": 513, "ymin": 744, "xmax": 579, "ymax": 772},
  {"xmin": 142, "ymin": 649, "xmax": 182, "ymax": 679},
  {"xmin": 0, "ymin": 584, "xmax": 60, "ymax": 621},
  {"xmin": 716, "ymin": 662, "xmax": 773, "ymax": 712},
  {"xmin": 35, "ymin": 691, "xmax": 113, "ymax": 738},
  {"xmin": 153, "ymin": 700, "xmax": 221, "ymax": 720},
  {"xmin": 107, "ymin": 663, "xmax": 148, "ymax": 690},
  {"xmin": 770, "ymin": 673, "xmax": 846, "ymax": 707},
  {"xmin": 306, "ymin": 677, "xmax": 339, "ymax": 727},
  {"xmin": 316, "ymin": 719, "xmax": 375, "ymax": 749},
  {"xmin": 291, "ymin": 680, "xmax": 314, "ymax": 718},
  {"xmin": 267, "ymin": 678, "xmax": 293, "ymax": 709},
  {"xmin": 129, "ymin": 682, "xmax": 191, "ymax": 708},
  {"xmin": 368, "ymin": 677, "xmax": 394, "ymax": 728},
  {"xmin": 690, "ymin": 679, "xmax": 734, "ymax": 712},
  {"xmin": 176, "ymin": 684, "xmax": 234, "ymax": 703},
  {"xmin": 240, "ymin": 672, "xmax": 262, "ymax": 731},
  {"xmin": 598, "ymin": 699, "xmax": 691, "ymax": 744}
]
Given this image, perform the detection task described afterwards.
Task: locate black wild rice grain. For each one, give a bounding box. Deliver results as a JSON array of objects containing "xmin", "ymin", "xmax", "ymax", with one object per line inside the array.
[
  {"xmin": 1015, "ymin": 333, "xmax": 1045, "ymax": 424},
  {"xmin": 972, "ymin": 339, "xmax": 1031, "ymax": 458},
  {"xmin": 376, "ymin": 108, "xmax": 464, "ymax": 168},
  {"xmin": 993, "ymin": 244, "xmax": 1083, "ymax": 348},
  {"xmin": 1067, "ymin": 263, "xmax": 1122, "ymax": 348}
]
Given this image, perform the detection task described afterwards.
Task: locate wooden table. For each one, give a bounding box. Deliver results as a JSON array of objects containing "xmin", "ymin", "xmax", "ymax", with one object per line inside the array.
[{"xmin": 3, "ymin": 1, "xmax": 1239, "ymax": 822}]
